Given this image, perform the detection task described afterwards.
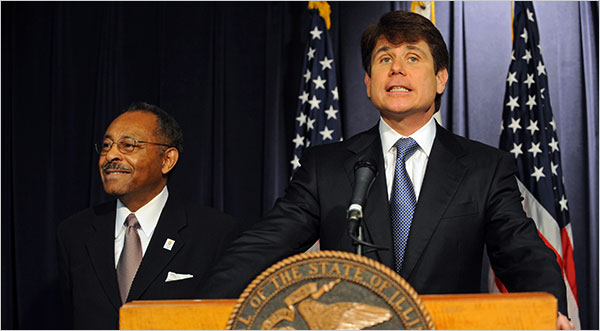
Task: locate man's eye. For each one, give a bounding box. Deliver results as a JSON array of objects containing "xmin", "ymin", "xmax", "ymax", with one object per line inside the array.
[
  {"xmin": 407, "ymin": 56, "xmax": 418, "ymax": 63},
  {"xmin": 379, "ymin": 57, "xmax": 392, "ymax": 64}
]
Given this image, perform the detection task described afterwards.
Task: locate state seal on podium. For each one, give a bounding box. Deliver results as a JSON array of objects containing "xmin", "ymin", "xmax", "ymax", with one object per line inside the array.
[{"xmin": 227, "ymin": 250, "xmax": 434, "ymax": 330}]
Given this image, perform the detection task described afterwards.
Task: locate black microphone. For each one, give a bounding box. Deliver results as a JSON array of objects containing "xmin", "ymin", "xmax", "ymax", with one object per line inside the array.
[{"xmin": 347, "ymin": 159, "xmax": 378, "ymax": 236}]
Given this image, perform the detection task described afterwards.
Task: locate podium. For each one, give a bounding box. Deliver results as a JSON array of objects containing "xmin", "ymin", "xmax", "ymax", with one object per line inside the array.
[{"xmin": 120, "ymin": 292, "xmax": 557, "ymax": 329}]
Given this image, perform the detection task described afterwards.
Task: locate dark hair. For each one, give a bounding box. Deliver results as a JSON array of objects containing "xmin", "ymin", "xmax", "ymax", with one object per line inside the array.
[
  {"xmin": 361, "ymin": 11, "xmax": 449, "ymax": 112},
  {"xmin": 123, "ymin": 101, "xmax": 184, "ymax": 155}
]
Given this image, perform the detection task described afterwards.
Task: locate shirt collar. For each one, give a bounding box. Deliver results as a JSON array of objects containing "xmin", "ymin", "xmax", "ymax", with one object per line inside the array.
[
  {"xmin": 379, "ymin": 115, "xmax": 437, "ymax": 156},
  {"xmin": 115, "ymin": 185, "xmax": 169, "ymax": 238}
]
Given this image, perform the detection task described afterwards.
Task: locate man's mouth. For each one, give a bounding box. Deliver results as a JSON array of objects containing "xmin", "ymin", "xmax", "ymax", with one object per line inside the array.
[
  {"xmin": 103, "ymin": 163, "xmax": 132, "ymax": 176},
  {"xmin": 387, "ymin": 85, "xmax": 411, "ymax": 92}
]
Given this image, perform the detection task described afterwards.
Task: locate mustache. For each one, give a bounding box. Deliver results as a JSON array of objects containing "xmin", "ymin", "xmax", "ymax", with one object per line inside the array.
[{"xmin": 102, "ymin": 162, "xmax": 131, "ymax": 172}]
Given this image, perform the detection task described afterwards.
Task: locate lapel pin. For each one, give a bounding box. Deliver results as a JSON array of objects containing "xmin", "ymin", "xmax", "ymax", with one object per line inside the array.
[{"xmin": 163, "ymin": 238, "xmax": 175, "ymax": 251}]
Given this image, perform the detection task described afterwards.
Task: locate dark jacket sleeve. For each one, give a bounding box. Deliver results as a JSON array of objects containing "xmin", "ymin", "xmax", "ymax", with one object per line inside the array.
[
  {"xmin": 198, "ymin": 148, "xmax": 322, "ymax": 299},
  {"xmin": 484, "ymin": 152, "xmax": 567, "ymax": 314}
]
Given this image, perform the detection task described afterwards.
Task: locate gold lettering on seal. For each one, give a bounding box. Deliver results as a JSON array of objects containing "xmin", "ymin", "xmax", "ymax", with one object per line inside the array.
[
  {"xmin": 279, "ymin": 270, "xmax": 292, "ymax": 285},
  {"xmin": 308, "ymin": 263, "xmax": 318, "ymax": 275},
  {"xmin": 328, "ymin": 263, "xmax": 341, "ymax": 276},
  {"xmin": 353, "ymin": 266, "xmax": 365, "ymax": 282},
  {"xmin": 270, "ymin": 277, "xmax": 280, "ymax": 290},
  {"xmin": 237, "ymin": 315, "xmax": 252, "ymax": 326},
  {"xmin": 291, "ymin": 266, "xmax": 301, "ymax": 280},
  {"xmin": 249, "ymin": 295, "xmax": 261, "ymax": 309}
]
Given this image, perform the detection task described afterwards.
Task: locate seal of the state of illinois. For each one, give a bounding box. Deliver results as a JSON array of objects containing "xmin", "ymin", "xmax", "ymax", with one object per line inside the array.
[{"xmin": 226, "ymin": 250, "xmax": 434, "ymax": 330}]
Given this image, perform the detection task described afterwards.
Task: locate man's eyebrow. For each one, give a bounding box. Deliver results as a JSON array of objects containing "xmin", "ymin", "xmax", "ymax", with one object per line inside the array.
[
  {"xmin": 405, "ymin": 44, "xmax": 426, "ymax": 53},
  {"xmin": 372, "ymin": 46, "xmax": 392, "ymax": 58}
]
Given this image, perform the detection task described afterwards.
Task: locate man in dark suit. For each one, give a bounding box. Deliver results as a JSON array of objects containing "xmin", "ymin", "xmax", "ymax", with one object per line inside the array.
[
  {"xmin": 200, "ymin": 11, "xmax": 572, "ymax": 329},
  {"xmin": 57, "ymin": 102, "xmax": 239, "ymax": 329}
]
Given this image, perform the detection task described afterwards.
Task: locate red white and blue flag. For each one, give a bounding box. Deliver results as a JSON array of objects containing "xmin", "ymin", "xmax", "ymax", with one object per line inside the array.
[
  {"xmin": 290, "ymin": 2, "xmax": 343, "ymax": 175},
  {"xmin": 497, "ymin": 2, "xmax": 579, "ymax": 327}
]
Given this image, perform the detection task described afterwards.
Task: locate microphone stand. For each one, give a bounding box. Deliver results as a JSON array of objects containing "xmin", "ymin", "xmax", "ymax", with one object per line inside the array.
[{"xmin": 347, "ymin": 206, "xmax": 387, "ymax": 256}]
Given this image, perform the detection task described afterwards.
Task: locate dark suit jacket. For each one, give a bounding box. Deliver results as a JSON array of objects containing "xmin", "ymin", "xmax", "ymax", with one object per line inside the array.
[
  {"xmin": 200, "ymin": 122, "xmax": 566, "ymax": 314},
  {"xmin": 57, "ymin": 196, "xmax": 240, "ymax": 329}
]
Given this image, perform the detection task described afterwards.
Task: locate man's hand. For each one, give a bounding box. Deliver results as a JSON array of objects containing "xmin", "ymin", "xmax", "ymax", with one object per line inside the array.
[{"xmin": 557, "ymin": 312, "xmax": 575, "ymax": 330}]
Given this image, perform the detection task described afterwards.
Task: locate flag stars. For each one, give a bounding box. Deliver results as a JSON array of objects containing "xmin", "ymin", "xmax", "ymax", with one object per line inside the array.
[
  {"xmin": 308, "ymin": 95, "xmax": 321, "ymax": 110},
  {"xmin": 551, "ymin": 161, "xmax": 559, "ymax": 176},
  {"xmin": 528, "ymin": 142, "xmax": 542, "ymax": 157},
  {"xmin": 531, "ymin": 166, "xmax": 546, "ymax": 181},
  {"xmin": 549, "ymin": 117, "xmax": 556, "ymax": 131},
  {"xmin": 296, "ymin": 112, "xmax": 307, "ymax": 126},
  {"xmin": 290, "ymin": 155, "xmax": 301, "ymax": 170},
  {"xmin": 526, "ymin": 120, "xmax": 539, "ymax": 135},
  {"xmin": 537, "ymin": 61, "xmax": 546, "ymax": 76},
  {"xmin": 526, "ymin": 94, "xmax": 537, "ymax": 110},
  {"xmin": 324, "ymin": 105, "xmax": 338, "ymax": 119},
  {"xmin": 510, "ymin": 143, "xmax": 523, "ymax": 159},
  {"xmin": 292, "ymin": 134, "xmax": 305, "ymax": 148},
  {"xmin": 526, "ymin": 8, "xmax": 535, "ymax": 22},
  {"xmin": 520, "ymin": 28, "xmax": 528, "ymax": 43},
  {"xmin": 298, "ymin": 91, "xmax": 309, "ymax": 104},
  {"xmin": 524, "ymin": 73, "xmax": 535, "ymax": 88},
  {"xmin": 309, "ymin": 26, "xmax": 323, "ymax": 40},
  {"xmin": 508, "ymin": 117, "xmax": 522, "ymax": 133},
  {"xmin": 510, "ymin": 50, "xmax": 516, "ymax": 61},
  {"xmin": 548, "ymin": 137, "xmax": 560, "ymax": 152},
  {"xmin": 303, "ymin": 69, "xmax": 311, "ymax": 83},
  {"xmin": 306, "ymin": 117, "xmax": 316, "ymax": 131},
  {"xmin": 522, "ymin": 49, "xmax": 532, "ymax": 64},
  {"xmin": 312, "ymin": 75, "xmax": 326, "ymax": 89},
  {"xmin": 507, "ymin": 72, "xmax": 518, "ymax": 86},
  {"xmin": 307, "ymin": 47, "xmax": 316, "ymax": 60},
  {"xmin": 559, "ymin": 195, "xmax": 568, "ymax": 211},
  {"xmin": 319, "ymin": 56, "xmax": 333, "ymax": 70},
  {"xmin": 506, "ymin": 95, "xmax": 520, "ymax": 111},
  {"xmin": 540, "ymin": 88, "xmax": 546, "ymax": 99},
  {"xmin": 331, "ymin": 87, "xmax": 339, "ymax": 100},
  {"xmin": 319, "ymin": 126, "xmax": 334, "ymax": 140}
]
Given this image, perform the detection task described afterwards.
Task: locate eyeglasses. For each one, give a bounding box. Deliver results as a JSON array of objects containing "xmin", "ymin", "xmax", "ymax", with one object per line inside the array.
[{"xmin": 95, "ymin": 137, "xmax": 171, "ymax": 155}]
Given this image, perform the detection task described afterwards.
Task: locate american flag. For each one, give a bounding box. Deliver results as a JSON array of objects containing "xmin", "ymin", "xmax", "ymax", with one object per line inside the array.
[
  {"xmin": 290, "ymin": 2, "xmax": 343, "ymax": 174},
  {"xmin": 497, "ymin": 2, "xmax": 580, "ymax": 327}
]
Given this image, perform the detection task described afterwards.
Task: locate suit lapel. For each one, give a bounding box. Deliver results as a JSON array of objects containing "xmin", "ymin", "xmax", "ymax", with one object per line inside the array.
[
  {"xmin": 127, "ymin": 198, "xmax": 186, "ymax": 301},
  {"xmin": 85, "ymin": 203, "xmax": 122, "ymax": 309},
  {"xmin": 400, "ymin": 124, "xmax": 467, "ymax": 279},
  {"xmin": 344, "ymin": 124, "xmax": 395, "ymax": 269}
]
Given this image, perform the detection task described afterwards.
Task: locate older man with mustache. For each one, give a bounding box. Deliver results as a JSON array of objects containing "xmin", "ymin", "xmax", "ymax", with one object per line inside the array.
[{"xmin": 57, "ymin": 102, "xmax": 239, "ymax": 329}]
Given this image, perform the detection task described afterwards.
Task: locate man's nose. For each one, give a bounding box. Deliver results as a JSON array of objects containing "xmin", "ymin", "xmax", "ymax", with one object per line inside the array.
[
  {"xmin": 104, "ymin": 143, "xmax": 122, "ymax": 161},
  {"xmin": 390, "ymin": 59, "xmax": 406, "ymax": 76}
]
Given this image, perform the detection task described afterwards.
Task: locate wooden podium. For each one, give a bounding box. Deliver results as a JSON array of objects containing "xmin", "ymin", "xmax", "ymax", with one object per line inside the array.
[{"xmin": 120, "ymin": 292, "xmax": 557, "ymax": 329}]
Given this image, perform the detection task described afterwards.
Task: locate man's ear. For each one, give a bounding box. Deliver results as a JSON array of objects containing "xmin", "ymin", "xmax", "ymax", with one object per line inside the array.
[
  {"xmin": 364, "ymin": 72, "xmax": 372, "ymax": 98},
  {"xmin": 436, "ymin": 68, "xmax": 449, "ymax": 94},
  {"xmin": 161, "ymin": 147, "xmax": 179, "ymax": 175}
]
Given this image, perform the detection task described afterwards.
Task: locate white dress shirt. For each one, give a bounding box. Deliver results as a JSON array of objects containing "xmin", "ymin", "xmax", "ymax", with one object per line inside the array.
[
  {"xmin": 379, "ymin": 116, "xmax": 437, "ymax": 201},
  {"xmin": 114, "ymin": 186, "xmax": 169, "ymax": 268}
]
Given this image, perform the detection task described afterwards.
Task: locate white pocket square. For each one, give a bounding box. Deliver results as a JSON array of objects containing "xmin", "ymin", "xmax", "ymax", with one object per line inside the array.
[{"xmin": 165, "ymin": 271, "xmax": 194, "ymax": 282}]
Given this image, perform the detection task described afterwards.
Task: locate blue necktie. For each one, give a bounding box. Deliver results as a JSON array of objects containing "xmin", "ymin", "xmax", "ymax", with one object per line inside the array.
[{"xmin": 390, "ymin": 137, "xmax": 419, "ymax": 272}]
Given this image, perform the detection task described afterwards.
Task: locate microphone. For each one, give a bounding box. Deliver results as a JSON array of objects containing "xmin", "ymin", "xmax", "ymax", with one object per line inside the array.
[{"xmin": 347, "ymin": 159, "xmax": 378, "ymax": 235}]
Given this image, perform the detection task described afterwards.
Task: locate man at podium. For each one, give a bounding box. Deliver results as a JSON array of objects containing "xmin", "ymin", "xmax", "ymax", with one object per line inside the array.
[
  {"xmin": 57, "ymin": 102, "xmax": 240, "ymax": 329},
  {"xmin": 199, "ymin": 11, "xmax": 572, "ymax": 329}
]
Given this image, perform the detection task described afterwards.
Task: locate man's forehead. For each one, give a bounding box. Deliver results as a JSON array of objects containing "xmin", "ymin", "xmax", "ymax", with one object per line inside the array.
[
  {"xmin": 104, "ymin": 111, "xmax": 157, "ymax": 138},
  {"xmin": 373, "ymin": 37, "xmax": 429, "ymax": 53}
]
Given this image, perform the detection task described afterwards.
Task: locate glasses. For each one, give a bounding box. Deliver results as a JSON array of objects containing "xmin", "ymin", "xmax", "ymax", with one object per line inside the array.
[{"xmin": 95, "ymin": 137, "xmax": 171, "ymax": 155}]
